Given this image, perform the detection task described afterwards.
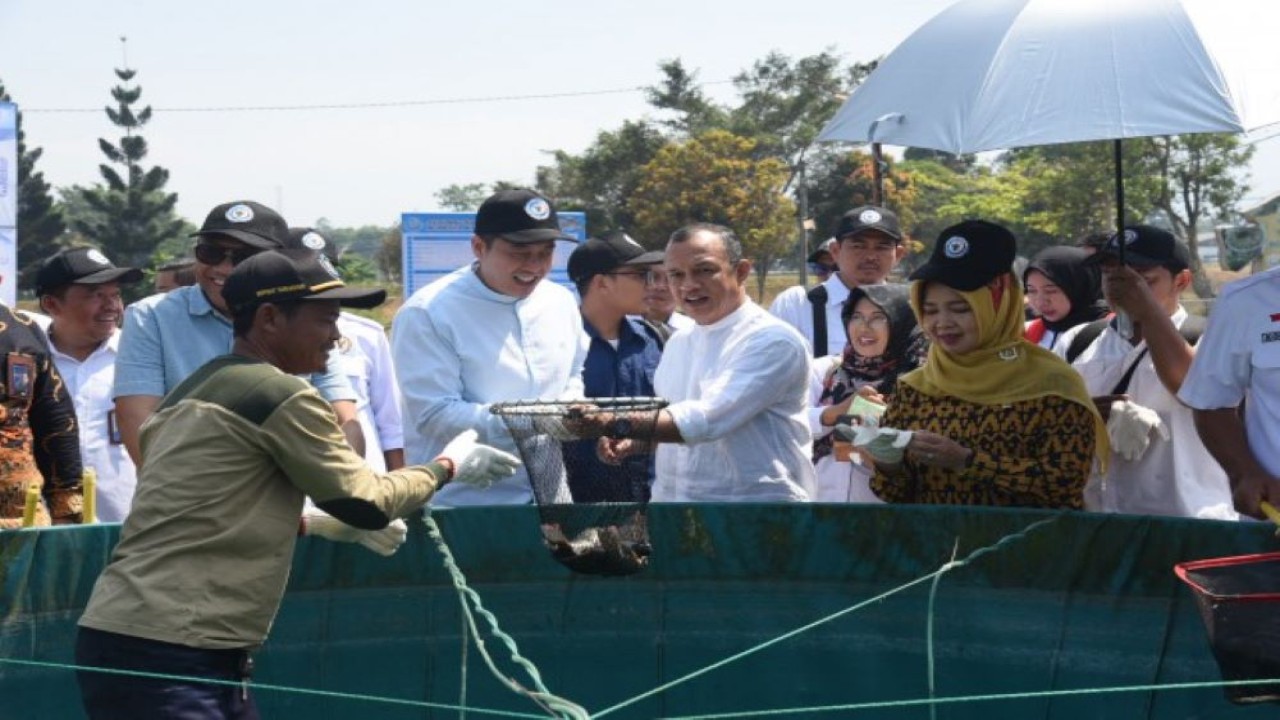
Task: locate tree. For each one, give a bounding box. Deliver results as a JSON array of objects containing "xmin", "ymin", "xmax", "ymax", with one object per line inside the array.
[
  {"xmin": 630, "ymin": 130, "xmax": 795, "ymax": 297},
  {"xmin": 377, "ymin": 225, "xmax": 403, "ymax": 285},
  {"xmin": 0, "ymin": 80, "xmax": 68, "ymax": 293},
  {"xmin": 434, "ymin": 183, "xmax": 490, "ymax": 211},
  {"xmin": 1145, "ymin": 133, "xmax": 1255, "ymax": 297},
  {"xmin": 74, "ymin": 63, "xmax": 184, "ymax": 281},
  {"xmin": 535, "ymin": 120, "xmax": 668, "ymax": 237},
  {"xmin": 644, "ymin": 60, "xmax": 728, "ymax": 136}
]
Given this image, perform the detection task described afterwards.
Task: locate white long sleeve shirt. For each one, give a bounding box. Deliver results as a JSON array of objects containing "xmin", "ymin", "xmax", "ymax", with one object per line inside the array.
[
  {"xmin": 392, "ymin": 265, "xmax": 588, "ymax": 506},
  {"xmin": 768, "ymin": 274, "xmax": 854, "ymax": 357},
  {"xmin": 337, "ymin": 313, "xmax": 403, "ymax": 473},
  {"xmin": 1180, "ymin": 266, "xmax": 1280, "ymax": 478},
  {"xmin": 1062, "ymin": 307, "xmax": 1234, "ymax": 519},
  {"xmin": 653, "ymin": 301, "xmax": 815, "ymax": 502}
]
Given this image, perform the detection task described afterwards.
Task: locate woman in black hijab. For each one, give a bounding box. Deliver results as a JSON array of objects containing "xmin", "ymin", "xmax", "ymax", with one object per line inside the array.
[{"xmin": 1023, "ymin": 246, "xmax": 1109, "ymax": 351}]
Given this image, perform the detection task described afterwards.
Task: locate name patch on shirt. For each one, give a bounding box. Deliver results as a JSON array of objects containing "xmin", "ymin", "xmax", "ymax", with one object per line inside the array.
[{"xmin": 1262, "ymin": 331, "xmax": 1280, "ymax": 344}]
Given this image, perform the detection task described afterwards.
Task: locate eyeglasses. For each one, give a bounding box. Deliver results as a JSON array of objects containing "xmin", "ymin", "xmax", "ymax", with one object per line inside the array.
[
  {"xmin": 847, "ymin": 314, "xmax": 890, "ymax": 330},
  {"xmin": 194, "ymin": 243, "xmax": 259, "ymax": 267}
]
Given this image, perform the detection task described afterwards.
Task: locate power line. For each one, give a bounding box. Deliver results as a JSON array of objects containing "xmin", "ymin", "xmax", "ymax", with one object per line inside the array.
[{"xmin": 22, "ymin": 80, "xmax": 736, "ymax": 114}]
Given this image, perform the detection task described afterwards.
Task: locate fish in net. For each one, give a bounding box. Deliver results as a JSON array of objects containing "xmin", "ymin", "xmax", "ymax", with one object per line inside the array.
[{"xmin": 490, "ymin": 398, "xmax": 667, "ymax": 576}]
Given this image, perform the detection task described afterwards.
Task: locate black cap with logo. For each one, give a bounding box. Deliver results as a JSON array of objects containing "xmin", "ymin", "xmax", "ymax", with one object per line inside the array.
[
  {"xmin": 191, "ymin": 201, "xmax": 290, "ymax": 250},
  {"xmin": 1085, "ymin": 225, "xmax": 1190, "ymax": 272},
  {"xmin": 35, "ymin": 247, "xmax": 144, "ymax": 296},
  {"xmin": 909, "ymin": 220, "xmax": 1017, "ymax": 292},
  {"xmin": 834, "ymin": 205, "xmax": 903, "ymax": 242},
  {"xmin": 284, "ymin": 227, "xmax": 340, "ymax": 262},
  {"xmin": 474, "ymin": 189, "xmax": 578, "ymax": 244},
  {"xmin": 567, "ymin": 232, "xmax": 664, "ymax": 283},
  {"xmin": 223, "ymin": 249, "xmax": 385, "ymax": 313}
]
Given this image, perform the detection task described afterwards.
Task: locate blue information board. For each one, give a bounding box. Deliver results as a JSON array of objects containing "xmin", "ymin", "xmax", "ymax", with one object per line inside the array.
[{"xmin": 400, "ymin": 211, "xmax": 587, "ymax": 299}]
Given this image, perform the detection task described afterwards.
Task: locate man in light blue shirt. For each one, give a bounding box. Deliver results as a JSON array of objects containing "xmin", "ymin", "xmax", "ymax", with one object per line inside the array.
[{"xmin": 114, "ymin": 201, "xmax": 359, "ymax": 464}]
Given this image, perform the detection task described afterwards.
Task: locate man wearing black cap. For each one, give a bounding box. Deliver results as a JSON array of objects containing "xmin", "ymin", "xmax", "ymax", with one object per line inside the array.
[
  {"xmin": 113, "ymin": 201, "xmax": 361, "ymax": 466},
  {"xmin": 1059, "ymin": 226, "xmax": 1230, "ymax": 518},
  {"xmin": 37, "ymin": 248, "xmax": 144, "ymax": 522},
  {"xmin": 770, "ymin": 205, "xmax": 907, "ymax": 357},
  {"xmin": 565, "ymin": 232, "xmax": 665, "ymax": 501},
  {"xmin": 392, "ymin": 188, "xmax": 588, "ymax": 506},
  {"xmin": 76, "ymin": 249, "xmax": 520, "ymax": 719}
]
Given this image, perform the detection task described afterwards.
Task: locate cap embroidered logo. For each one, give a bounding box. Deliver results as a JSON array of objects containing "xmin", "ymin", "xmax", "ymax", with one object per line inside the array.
[
  {"xmin": 524, "ymin": 198, "xmax": 551, "ymax": 221},
  {"xmin": 301, "ymin": 232, "xmax": 327, "ymax": 250},
  {"xmin": 226, "ymin": 204, "xmax": 255, "ymax": 223},
  {"xmin": 944, "ymin": 236, "xmax": 969, "ymax": 259},
  {"xmin": 859, "ymin": 209, "xmax": 882, "ymax": 224},
  {"xmin": 86, "ymin": 249, "xmax": 111, "ymax": 266}
]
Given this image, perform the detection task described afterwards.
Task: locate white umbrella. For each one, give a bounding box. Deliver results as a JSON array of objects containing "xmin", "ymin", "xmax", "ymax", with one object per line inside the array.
[{"xmin": 817, "ymin": 0, "xmax": 1280, "ymax": 234}]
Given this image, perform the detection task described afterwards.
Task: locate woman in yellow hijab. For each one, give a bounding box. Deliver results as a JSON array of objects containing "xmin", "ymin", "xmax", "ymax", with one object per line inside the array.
[{"xmin": 869, "ymin": 220, "xmax": 1107, "ymax": 509}]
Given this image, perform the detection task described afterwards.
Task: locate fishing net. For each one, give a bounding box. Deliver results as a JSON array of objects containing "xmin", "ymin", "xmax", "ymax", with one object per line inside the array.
[
  {"xmin": 490, "ymin": 398, "xmax": 667, "ymax": 576},
  {"xmin": 1175, "ymin": 552, "xmax": 1280, "ymax": 704}
]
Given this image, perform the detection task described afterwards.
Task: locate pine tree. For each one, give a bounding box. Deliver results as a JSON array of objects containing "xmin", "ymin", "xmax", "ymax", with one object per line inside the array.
[
  {"xmin": 75, "ymin": 57, "xmax": 183, "ymax": 273},
  {"xmin": 0, "ymin": 80, "xmax": 68, "ymax": 293}
]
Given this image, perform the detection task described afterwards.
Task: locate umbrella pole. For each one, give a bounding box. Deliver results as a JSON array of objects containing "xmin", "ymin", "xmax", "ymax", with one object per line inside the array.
[
  {"xmin": 1114, "ymin": 139, "xmax": 1126, "ymax": 262},
  {"xmin": 872, "ymin": 142, "xmax": 885, "ymax": 205}
]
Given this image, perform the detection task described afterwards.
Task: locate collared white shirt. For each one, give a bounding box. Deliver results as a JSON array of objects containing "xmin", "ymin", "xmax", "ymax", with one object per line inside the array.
[
  {"xmin": 653, "ymin": 301, "xmax": 815, "ymax": 502},
  {"xmin": 1062, "ymin": 307, "xmax": 1234, "ymax": 518},
  {"xmin": 806, "ymin": 355, "xmax": 882, "ymax": 503},
  {"xmin": 337, "ymin": 313, "xmax": 402, "ymax": 473},
  {"xmin": 768, "ymin": 274, "xmax": 856, "ymax": 357},
  {"xmin": 1180, "ymin": 266, "xmax": 1280, "ymax": 478},
  {"xmin": 49, "ymin": 328, "xmax": 137, "ymax": 522},
  {"xmin": 392, "ymin": 265, "xmax": 588, "ymax": 506}
]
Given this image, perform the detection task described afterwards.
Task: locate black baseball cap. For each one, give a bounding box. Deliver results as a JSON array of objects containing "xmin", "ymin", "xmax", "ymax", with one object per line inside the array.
[
  {"xmin": 807, "ymin": 237, "xmax": 837, "ymax": 263},
  {"xmin": 35, "ymin": 247, "xmax": 143, "ymax": 296},
  {"xmin": 284, "ymin": 227, "xmax": 340, "ymax": 262},
  {"xmin": 223, "ymin": 249, "xmax": 386, "ymax": 313},
  {"xmin": 190, "ymin": 201, "xmax": 289, "ymax": 250},
  {"xmin": 1085, "ymin": 225, "xmax": 1191, "ymax": 272},
  {"xmin": 909, "ymin": 220, "xmax": 1017, "ymax": 292},
  {"xmin": 474, "ymin": 189, "xmax": 578, "ymax": 244},
  {"xmin": 567, "ymin": 232, "xmax": 664, "ymax": 283},
  {"xmin": 834, "ymin": 205, "xmax": 902, "ymax": 242}
]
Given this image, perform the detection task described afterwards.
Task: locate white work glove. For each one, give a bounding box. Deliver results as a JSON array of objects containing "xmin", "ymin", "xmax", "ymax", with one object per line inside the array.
[
  {"xmin": 303, "ymin": 513, "xmax": 408, "ymax": 557},
  {"xmin": 835, "ymin": 424, "xmax": 914, "ymax": 465},
  {"xmin": 531, "ymin": 416, "xmax": 577, "ymax": 441},
  {"xmin": 438, "ymin": 430, "xmax": 522, "ymax": 488},
  {"xmin": 1106, "ymin": 400, "xmax": 1170, "ymax": 462}
]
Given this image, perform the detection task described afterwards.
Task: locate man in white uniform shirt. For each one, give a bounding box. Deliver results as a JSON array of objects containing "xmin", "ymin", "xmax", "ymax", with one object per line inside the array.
[
  {"xmin": 392, "ymin": 188, "xmax": 588, "ymax": 506},
  {"xmin": 770, "ymin": 206, "xmax": 907, "ymax": 357},
  {"xmin": 1058, "ymin": 226, "xmax": 1232, "ymax": 518},
  {"xmin": 580, "ymin": 223, "xmax": 815, "ymax": 502},
  {"xmin": 1179, "ymin": 257, "xmax": 1280, "ymax": 520},
  {"xmin": 287, "ymin": 227, "xmax": 404, "ymax": 472},
  {"xmin": 36, "ymin": 248, "xmax": 144, "ymax": 522}
]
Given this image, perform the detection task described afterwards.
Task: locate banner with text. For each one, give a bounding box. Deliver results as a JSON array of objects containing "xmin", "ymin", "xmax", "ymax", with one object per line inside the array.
[
  {"xmin": 0, "ymin": 103, "xmax": 16, "ymax": 307},
  {"xmin": 400, "ymin": 211, "xmax": 586, "ymax": 299}
]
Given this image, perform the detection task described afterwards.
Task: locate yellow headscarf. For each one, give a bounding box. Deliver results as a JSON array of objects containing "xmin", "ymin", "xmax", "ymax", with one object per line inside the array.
[{"xmin": 899, "ymin": 274, "xmax": 1109, "ymax": 464}]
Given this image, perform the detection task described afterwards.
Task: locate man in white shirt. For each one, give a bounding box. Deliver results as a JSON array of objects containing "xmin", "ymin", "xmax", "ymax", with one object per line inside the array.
[
  {"xmin": 36, "ymin": 247, "xmax": 144, "ymax": 522},
  {"xmin": 1058, "ymin": 226, "xmax": 1231, "ymax": 518},
  {"xmin": 581, "ymin": 223, "xmax": 815, "ymax": 502},
  {"xmin": 392, "ymin": 188, "xmax": 588, "ymax": 506},
  {"xmin": 1179, "ymin": 256, "xmax": 1280, "ymax": 520},
  {"xmin": 287, "ymin": 227, "xmax": 404, "ymax": 472},
  {"xmin": 770, "ymin": 206, "xmax": 906, "ymax": 357}
]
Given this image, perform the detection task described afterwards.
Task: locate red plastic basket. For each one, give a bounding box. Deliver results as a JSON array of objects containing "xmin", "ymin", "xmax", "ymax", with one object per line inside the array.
[{"xmin": 1175, "ymin": 552, "xmax": 1280, "ymax": 704}]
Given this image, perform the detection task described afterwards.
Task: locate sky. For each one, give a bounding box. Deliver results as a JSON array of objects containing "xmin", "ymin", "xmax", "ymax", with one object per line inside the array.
[{"xmin": 2, "ymin": 0, "xmax": 1279, "ymax": 230}]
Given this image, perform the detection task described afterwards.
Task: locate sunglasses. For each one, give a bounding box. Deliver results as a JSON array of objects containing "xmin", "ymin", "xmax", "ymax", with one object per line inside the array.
[{"xmin": 194, "ymin": 243, "xmax": 260, "ymax": 267}]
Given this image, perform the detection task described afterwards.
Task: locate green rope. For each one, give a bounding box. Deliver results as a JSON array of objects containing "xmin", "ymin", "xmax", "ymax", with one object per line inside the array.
[
  {"xmin": 592, "ymin": 516, "xmax": 1061, "ymax": 719},
  {"xmin": 423, "ymin": 511, "xmax": 589, "ymax": 720},
  {"xmin": 0, "ymin": 657, "xmax": 545, "ymax": 718},
  {"xmin": 925, "ymin": 539, "xmax": 960, "ymax": 720},
  {"xmin": 660, "ymin": 678, "xmax": 1280, "ymax": 719}
]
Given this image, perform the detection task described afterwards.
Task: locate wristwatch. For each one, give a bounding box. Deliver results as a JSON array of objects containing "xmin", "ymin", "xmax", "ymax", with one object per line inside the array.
[{"xmin": 608, "ymin": 417, "xmax": 633, "ymax": 439}]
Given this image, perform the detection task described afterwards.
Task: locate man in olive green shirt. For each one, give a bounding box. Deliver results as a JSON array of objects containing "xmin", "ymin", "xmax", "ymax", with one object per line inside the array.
[{"xmin": 76, "ymin": 249, "xmax": 520, "ymax": 719}]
